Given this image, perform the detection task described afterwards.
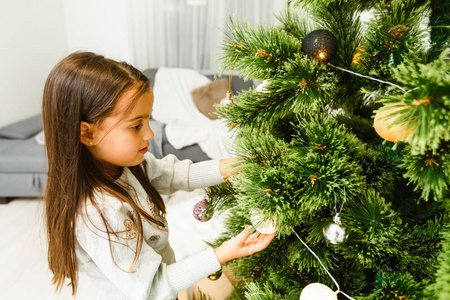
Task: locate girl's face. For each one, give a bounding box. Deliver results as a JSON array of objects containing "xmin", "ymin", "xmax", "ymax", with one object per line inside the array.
[{"xmin": 82, "ymin": 89, "xmax": 154, "ymax": 172}]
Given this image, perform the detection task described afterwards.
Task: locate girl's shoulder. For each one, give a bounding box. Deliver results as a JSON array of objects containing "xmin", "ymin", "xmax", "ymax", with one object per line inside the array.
[{"xmin": 77, "ymin": 191, "xmax": 131, "ymax": 223}]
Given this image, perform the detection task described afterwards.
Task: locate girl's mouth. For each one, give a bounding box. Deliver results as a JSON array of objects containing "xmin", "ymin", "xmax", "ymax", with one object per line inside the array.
[{"xmin": 139, "ymin": 147, "xmax": 148, "ymax": 154}]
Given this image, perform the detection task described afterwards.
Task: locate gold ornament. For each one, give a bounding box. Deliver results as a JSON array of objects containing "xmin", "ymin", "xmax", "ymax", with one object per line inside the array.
[
  {"xmin": 314, "ymin": 141, "xmax": 326, "ymax": 152},
  {"xmin": 309, "ymin": 174, "xmax": 318, "ymax": 186},
  {"xmin": 255, "ymin": 48, "xmax": 272, "ymax": 61},
  {"xmin": 351, "ymin": 46, "xmax": 366, "ymax": 70},
  {"xmin": 373, "ymin": 102, "xmax": 416, "ymax": 142},
  {"xmin": 232, "ymin": 42, "xmax": 243, "ymax": 49},
  {"xmin": 207, "ymin": 269, "xmax": 222, "ymax": 281},
  {"xmin": 388, "ymin": 25, "xmax": 409, "ymax": 40},
  {"xmin": 412, "ymin": 96, "xmax": 431, "ymax": 107},
  {"xmin": 424, "ymin": 155, "xmax": 439, "ymax": 168},
  {"xmin": 299, "ymin": 78, "xmax": 308, "ymax": 94},
  {"xmin": 221, "ymin": 54, "xmax": 239, "ymax": 105}
]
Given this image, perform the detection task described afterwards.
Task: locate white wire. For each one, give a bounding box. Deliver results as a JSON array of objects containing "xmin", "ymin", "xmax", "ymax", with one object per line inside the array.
[
  {"xmin": 292, "ymin": 228, "xmax": 355, "ymax": 300},
  {"xmin": 332, "ymin": 179, "xmax": 347, "ymax": 217},
  {"xmin": 328, "ymin": 63, "xmax": 419, "ymax": 94}
]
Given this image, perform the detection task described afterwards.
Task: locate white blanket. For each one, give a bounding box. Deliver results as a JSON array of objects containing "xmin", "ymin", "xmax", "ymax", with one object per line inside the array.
[
  {"xmin": 151, "ymin": 67, "xmax": 235, "ymax": 159},
  {"xmin": 166, "ymin": 190, "xmax": 229, "ymax": 261}
]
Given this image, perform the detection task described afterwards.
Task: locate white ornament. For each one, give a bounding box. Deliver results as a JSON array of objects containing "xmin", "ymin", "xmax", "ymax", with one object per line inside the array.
[
  {"xmin": 300, "ymin": 283, "xmax": 338, "ymax": 300},
  {"xmin": 250, "ymin": 209, "xmax": 277, "ymax": 234},
  {"xmin": 255, "ymin": 79, "xmax": 270, "ymax": 93}
]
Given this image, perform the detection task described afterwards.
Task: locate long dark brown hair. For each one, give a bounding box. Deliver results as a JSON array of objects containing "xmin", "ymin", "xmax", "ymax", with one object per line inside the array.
[{"xmin": 42, "ymin": 51, "xmax": 166, "ymax": 295}]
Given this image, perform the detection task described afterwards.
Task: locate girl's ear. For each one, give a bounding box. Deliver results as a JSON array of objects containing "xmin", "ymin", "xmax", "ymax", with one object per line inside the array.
[{"xmin": 80, "ymin": 121, "xmax": 94, "ymax": 146}]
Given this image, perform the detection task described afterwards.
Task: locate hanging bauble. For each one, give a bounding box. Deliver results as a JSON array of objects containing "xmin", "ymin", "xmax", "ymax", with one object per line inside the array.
[
  {"xmin": 299, "ymin": 283, "xmax": 338, "ymax": 300},
  {"xmin": 193, "ymin": 198, "xmax": 213, "ymax": 222},
  {"xmin": 220, "ymin": 91, "xmax": 234, "ymax": 105},
  {"xmin": 207, "ymin": 269, "xmax": 222, "ymax": 281},
  {"xmin": 256, "ymin": 79, "xmax": 270, "ymax": 93},
  {"xmin": 251, "ymin": 209, "xmax": 277, "ymax": 234},
  {"xmin": 301, "ymin": 30, "xmax": 338, "ymax": 64},
  {"xmin": 373, "ymin": 102, "xmax": 415, "ymax": 142},
  {"xmin": 323, "ymin": 214, "xmax": 348, "ymax": 245}
]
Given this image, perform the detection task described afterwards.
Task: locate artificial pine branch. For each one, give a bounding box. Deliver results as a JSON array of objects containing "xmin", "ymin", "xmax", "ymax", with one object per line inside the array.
[
  {"xmin": 401, "ymin": 145, "xmax": 450, "ymax": 200},
  {"xmin": 360, "ymin": 0, "xmax": 429, "ymax": 80},
  {"xmin": 208, "ymin": 0, "xmax": 450, "ymax": 298},
  {"xmin": 428, "ymin": 224, "xmax": 450, "ymax": 299},
  {"xmin": 383, "ymin": 49, "xmax": 450, "ymax": 155},
  {"xmin": 219, "ymin": 17, "xmax": 302, "ymax": 80},
  {"xmin": 276, "ymin": 6, "xmax": 311, "ymax": 41},
  {"xmin": 216, "ymin": 54, "xmax": 338, "ymax": 133},
  {"xmin": 427, "ymin": 0, "xmax": 450, "ymax": 62},
  {"xmin": 315, "ymin": 0, "xmax": 364, "ymax": 67},
  {"xmin": 244, "ymin": 282, "xmax": 286, "ymax": 300}
]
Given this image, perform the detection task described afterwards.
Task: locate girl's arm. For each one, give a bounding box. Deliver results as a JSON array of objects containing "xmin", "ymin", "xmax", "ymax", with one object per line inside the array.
[
  {"xmin": 143, "ymin": 153, "xmax": 241, "ymax": 194},
  {"xmin": 76, "ymin": 199, "xmax": 275, "ymax": 299},
  {"xmin": 76, "ymin": 199, "xmax": 221, "ymax": 299}
]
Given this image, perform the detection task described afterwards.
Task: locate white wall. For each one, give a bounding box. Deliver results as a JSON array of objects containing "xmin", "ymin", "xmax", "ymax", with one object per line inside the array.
[
  {"xmin": 0, "ymin": 0, "xmax": 284, "ymax": 128},
  {"xmin": 0, "ymin": 0, "xmax": 68, "ymax": 128},
  {"xmin": 63, "ymin": 0, "xmax": 132, "ymax": 63}
]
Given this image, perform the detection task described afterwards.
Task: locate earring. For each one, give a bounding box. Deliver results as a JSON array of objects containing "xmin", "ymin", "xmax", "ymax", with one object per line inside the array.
[{"xmin": 89, "ymin": 141, "xmax": 93, "ymax": 145}]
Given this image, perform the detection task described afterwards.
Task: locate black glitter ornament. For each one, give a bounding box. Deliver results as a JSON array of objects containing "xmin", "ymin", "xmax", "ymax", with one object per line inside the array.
[{"xmin": 301, "ymin": 30, "xmax": 338, "ymax": 64}]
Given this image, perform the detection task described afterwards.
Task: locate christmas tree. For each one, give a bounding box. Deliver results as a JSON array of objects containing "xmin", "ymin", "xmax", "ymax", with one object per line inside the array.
[{"xmin": 202, "ymin": 0, "xmax": 449, "ymax": 299}]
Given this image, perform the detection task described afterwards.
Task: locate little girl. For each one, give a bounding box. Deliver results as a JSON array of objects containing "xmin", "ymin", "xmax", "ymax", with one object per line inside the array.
[{"xmin": 42, "ymin": 51, "xmax": 275, "ymax": 300}]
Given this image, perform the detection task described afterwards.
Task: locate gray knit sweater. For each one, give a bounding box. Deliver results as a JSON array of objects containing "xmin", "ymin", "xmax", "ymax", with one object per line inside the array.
[{"xmin": 75, "ymin": 153, "xmax": 224, "ymax": 300}]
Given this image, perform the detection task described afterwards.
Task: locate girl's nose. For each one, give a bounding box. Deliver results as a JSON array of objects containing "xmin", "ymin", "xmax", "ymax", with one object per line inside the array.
[{"xmin": 144, "ymin": 122, "xmax": 154, "ymax": 141}]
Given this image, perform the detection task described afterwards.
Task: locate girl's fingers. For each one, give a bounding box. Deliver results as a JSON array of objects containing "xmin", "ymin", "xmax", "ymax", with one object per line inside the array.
[
  {"xmin": 235, "ymin": 226, "xmax": 253, "ymax": 244},
  {"xmin": 244, "ymin": 232, "xmax": 276, "ymax": 254}
]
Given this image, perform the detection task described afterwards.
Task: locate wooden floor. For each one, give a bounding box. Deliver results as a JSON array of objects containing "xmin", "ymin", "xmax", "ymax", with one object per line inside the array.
[{"xmin": 0, "ymin": 192, "xmax": 230, "ymax": 300}]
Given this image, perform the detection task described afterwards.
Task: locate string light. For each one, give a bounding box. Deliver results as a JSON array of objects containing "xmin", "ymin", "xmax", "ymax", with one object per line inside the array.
[
  {"xmin": 292, "ymin": 229, "xmax": 355, "ymax": 300},
  {"xmin": 328, "ymin": 63, "xmax": 419, "ymax": 95},
  {"xmin": 293, "ymin": 179, "xmax": 354, "ymax": 299}
]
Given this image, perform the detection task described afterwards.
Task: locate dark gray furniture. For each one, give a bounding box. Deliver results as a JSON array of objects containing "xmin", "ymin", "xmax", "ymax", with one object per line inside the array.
[
  {"xmin": 0, "ymin": 115, "xmax": 46, "ymax": 203},
  {"xmin": 0, "ymin": 69, "xmax": 253, "ymax": 203}
]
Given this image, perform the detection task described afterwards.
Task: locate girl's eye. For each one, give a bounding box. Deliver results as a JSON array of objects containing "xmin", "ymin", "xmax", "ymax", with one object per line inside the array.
[{"xmin": 132, "ymin": 124, "xmax": 143, "ymax": 130}]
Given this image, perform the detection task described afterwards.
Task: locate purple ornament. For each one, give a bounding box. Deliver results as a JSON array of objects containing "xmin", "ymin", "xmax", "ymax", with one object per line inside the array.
[
  {"xmin": 220, "ymin": 96, "xmax": 233, "ymax": 105},
  {"xmin": 193, "ymin": 198, "xmax": 213, "ymax": 222},
  {"xmin": 220, "ymin": 91, "xmax": 234, "ymax": 105}
]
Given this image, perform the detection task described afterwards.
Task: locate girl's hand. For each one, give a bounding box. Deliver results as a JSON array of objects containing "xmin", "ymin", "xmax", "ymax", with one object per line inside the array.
[
  {"xmin": 219, "ymin": 157, "xmax": 243, "ymax": 180},
  {"xmin": 214, "ymin": 226, "xmax": 276, "ymax": 265}
]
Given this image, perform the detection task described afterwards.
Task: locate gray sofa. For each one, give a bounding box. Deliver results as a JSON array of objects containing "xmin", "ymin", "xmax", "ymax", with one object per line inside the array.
[
  {"xmin": 0, "ymin": 115, "xmax": 46, "ymax": 203},
  {"xmin": 0, "ymin": 69, "xmax": 253, "ymax": 203}
]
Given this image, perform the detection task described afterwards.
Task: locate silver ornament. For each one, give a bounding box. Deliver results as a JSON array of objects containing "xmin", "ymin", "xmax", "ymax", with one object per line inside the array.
[{"xmin": 323, "ymin": 214, "xmax": 348, "ymax": 245}]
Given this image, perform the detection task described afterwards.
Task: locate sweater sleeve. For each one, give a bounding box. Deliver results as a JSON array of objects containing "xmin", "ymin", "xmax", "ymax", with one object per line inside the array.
[
  {"xmin": 142, "ymin": 152, "xmax": 225, "ymax": 194},
  {"xmin": 76, "ymin": 199, "xmax": 221, "ymax": 300}
]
